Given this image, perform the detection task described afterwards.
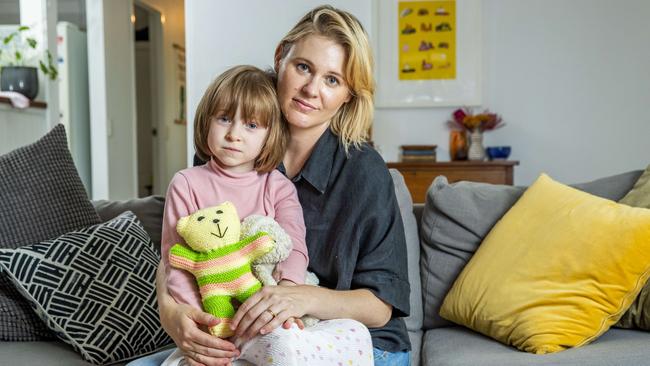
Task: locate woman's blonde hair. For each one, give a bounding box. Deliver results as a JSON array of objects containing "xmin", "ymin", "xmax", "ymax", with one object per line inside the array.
[
  {"xmin": 194, "ymin": 65, "xmax": 288, "ymax": 173},
  {"xmin": 274, "ymin": 5, "xmax": 374, "ymax": 152}
]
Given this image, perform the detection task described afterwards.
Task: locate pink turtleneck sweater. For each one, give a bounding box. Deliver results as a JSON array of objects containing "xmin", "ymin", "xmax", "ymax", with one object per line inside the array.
[{"xmin": 162, "ymin": 159, "xmax": 308, "ymax": 310}]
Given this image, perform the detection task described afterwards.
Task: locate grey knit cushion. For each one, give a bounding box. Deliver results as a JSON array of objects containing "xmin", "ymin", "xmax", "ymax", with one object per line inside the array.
[
  {"xmin": 0, "ymin": 124, "xmax": 100, "ymax": 341},
  {"xmin": 0, "ymin": 212, "xmax": 172, "ymax": 364}
]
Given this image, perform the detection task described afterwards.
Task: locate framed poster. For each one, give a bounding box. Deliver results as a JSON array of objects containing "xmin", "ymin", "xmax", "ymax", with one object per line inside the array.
[{"xmin": 373, "ymin": 0, "xmax": 482, "ymax": 108}]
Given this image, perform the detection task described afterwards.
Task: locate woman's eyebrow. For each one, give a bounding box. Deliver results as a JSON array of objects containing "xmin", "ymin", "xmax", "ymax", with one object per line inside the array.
[
  {"xmin": 294, "ymin": 57, "xmax": 313, "ymax": 66},
  {"xmin": 294, "ymin": 57, "xmax": 344, "ymax": 78}
]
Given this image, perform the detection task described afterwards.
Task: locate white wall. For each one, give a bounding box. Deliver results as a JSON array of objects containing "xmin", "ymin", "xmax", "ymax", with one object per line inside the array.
[
  {"xmin": 186, "ymin": 0, "xmax": 650, "ymax": 185},
  {"xmin": 185, "ymin": 0, "xmax": 371, "ymax": 167}
]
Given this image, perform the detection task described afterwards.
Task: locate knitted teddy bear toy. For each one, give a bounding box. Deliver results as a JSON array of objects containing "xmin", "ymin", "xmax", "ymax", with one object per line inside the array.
[{"xmin": 169, "ymin": 201, "xmax": 275, "ymax": 337}]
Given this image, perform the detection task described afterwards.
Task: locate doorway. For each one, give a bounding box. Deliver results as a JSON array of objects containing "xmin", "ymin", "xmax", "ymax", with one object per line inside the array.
[{"xmin": 133, "ymin": 2, "xmax": 163, "ymax": 197}]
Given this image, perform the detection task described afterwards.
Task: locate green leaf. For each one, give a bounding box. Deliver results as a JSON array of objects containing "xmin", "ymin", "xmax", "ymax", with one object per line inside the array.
[
  {"xmin": 3, "ymin": 33, "xmax": 15, "ymax": 45},
  {"xmin": 17, "ymin": 26, "xmax": 29, "ymax": 32},
  {"xmin": 39, "ymin": 60, "xmax": 48, "ymax": 74},
  {"xmin": 15, "ymin": 51, "xmax": 22, "ymax": 61},
  {"xmin": 27, "ymin": 38, "xmax": 37, "ymax": 49},
  {"xmin": 48, "ymin": 66, "xmax": 58, "ymax": 80}
]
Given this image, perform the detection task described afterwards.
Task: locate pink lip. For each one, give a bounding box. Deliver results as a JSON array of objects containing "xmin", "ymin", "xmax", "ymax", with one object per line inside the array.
[
  {"xmin": 223, "ymin": 147, "xmax": 241, "ymax": 153},
  {"xmin": 292, "ymin": 98, "xmax": 317, "ymax": 112}
]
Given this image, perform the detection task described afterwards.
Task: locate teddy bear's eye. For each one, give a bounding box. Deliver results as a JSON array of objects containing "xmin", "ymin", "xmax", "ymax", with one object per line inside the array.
[
  {"xmin": 216, "ymin": 210, "xmax": 223, "ymax": 214},
  {"xmin": 197, "ymin": 216, "xmax": 205, "ymax": 221}
]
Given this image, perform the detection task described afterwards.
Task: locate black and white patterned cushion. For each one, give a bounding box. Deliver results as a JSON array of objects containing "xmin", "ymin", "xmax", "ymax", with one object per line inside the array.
[
  {"xmin": 0, "ymin": 212, "xmax": 172, "ymax": 364},
  {"xmin": 0, "ymin": 123, "xmax": 100, "ymax": 341}
]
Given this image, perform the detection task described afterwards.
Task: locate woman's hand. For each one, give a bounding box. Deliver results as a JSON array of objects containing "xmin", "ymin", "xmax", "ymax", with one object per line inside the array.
[
  {"xmin": 276, "ymin": 280, "xmax": 305, "ymax": 331},
  {"xmin": 157, "ymin": 263, "xmax": 240, "ymax": 366},
  {"xmin": 230, "ymin": 284, "xmax": 312, "ymax": 342}
]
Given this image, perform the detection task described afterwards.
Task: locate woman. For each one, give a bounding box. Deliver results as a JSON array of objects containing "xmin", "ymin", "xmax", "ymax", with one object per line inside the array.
[{"xmin": 152, "ymin": 5, "xmax": 411, "ymax": 366}]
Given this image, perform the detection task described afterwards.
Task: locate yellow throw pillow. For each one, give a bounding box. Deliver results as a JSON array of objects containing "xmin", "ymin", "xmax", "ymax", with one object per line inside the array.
[{"xmin": 439, "ymin": 173, "xmax": 650, "ymax": 354}]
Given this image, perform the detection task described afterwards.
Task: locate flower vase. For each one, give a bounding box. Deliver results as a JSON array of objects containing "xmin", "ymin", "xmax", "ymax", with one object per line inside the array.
[{"xmin": 467, "ymin": 129, "xmax": 486, "ymax": 161}]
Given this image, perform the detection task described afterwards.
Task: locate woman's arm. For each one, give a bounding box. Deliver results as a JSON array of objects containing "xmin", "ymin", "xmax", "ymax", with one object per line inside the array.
[
  {"xmin": 156, "ymin": 262, "xmax": 240, "ymax": 366},
  {"xmin": 230, "ymin": 283, "xmax": 392, "ymax": 341}
]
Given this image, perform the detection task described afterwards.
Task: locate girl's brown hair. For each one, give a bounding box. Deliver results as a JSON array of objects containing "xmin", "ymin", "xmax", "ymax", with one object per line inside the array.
[
  {"xmin": 274, "ymin": 5, "xmax": 374, "ymax": 152},
  {"xmin": 193, "ymin": 65, "xmax": 288, "ymax": 173}
]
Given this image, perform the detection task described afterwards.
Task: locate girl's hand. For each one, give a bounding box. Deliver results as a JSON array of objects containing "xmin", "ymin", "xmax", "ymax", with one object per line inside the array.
[
  {"xmin": 160, "ymin": 302, "xmax": 240, "ymax": 366},
  {"xmin": 282, "ymin": 317, "xmax": 305, "ymax": 330},
  {"xmin": 230, "ymin": 285, "xmax": 312, "ymax": 342}
]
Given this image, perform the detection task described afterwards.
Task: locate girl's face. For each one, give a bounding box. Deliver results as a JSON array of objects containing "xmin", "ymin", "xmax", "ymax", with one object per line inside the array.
[
  {"xmin": 276, "ymin": 34, "xmax": 351, "ymax": 134},
  {"xmin": 208, "ymin": 106, "xmax": 269, "ymax": 173}
]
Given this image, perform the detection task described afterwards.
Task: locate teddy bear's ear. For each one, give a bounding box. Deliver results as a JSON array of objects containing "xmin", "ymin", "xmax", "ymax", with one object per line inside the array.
[
  {"xmin": 223, "ymin": 201, "xmax": 236, "ymax": 212},
  {"xmin": 176, "ymin": 216, "xmax": 189, "ymax": 236}
]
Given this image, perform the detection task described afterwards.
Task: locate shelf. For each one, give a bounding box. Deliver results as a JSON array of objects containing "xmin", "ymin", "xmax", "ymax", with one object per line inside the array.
[
  {"xmin": 0, "ymin": 96, "xmax": 47, "ymax": 109},
  {"xmin": 387, "ymin": 160, "xmax": 520, "ymax": 203}
]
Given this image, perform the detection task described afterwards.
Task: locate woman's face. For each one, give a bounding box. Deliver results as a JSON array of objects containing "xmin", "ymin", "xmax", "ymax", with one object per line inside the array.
[{"xmin": 276, "ymin": 35, "xmax": 352, "ymax": 133}]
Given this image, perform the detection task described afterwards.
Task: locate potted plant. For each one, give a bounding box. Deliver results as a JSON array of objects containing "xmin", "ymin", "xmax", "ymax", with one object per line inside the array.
[{"xmin": 0, "ymin": 25, "xmax": 58, "ymax": 100}]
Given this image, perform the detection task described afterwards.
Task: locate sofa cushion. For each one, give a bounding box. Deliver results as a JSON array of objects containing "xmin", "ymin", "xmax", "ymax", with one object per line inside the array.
[
  {"xmin": 616, "ymin": 165, "xmax": 650, "ymax": 329},
  {"xmin": 0, "ymin": 212, "xmax": 172, "ymax": 364},
  {"xmin": 0, "ymin": 124, "xmax": 100, "ymax": 341},
  {"xmin": 0, "ymin": 341, "xmax": 126, "ymax": 366},
  {"xmin": 408, "ymin": 329, "xmax": 423, "ymax": 366},
  {"xmin": 389, "ymin": 169, "xmax": 423, "ymax": 333},
  {"xmin": 420, "ymin": 170, "xmax": 643, "ymax": 330},
  {"xmin": 422, "ymin": 326, "xmax": 650, "ymax": 366},
  {"xmin": 92, "ymin": 195, "xmax": 165, "ymax": 253},
  {"xmin": 440, "ymin": 173, "xmax": 650, "ymax": 353}
]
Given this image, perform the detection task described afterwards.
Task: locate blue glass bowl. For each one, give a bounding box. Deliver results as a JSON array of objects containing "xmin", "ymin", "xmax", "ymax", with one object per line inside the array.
[{"xmin": 486, "ymin": 146, "xmax": 511, "ymax": 160}]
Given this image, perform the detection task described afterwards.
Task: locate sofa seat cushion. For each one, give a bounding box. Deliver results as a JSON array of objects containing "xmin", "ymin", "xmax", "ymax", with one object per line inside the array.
[
  {"xmin": 408, "ymin": 329, "xmax": 423, "ymax": 366},
  {"xmin": 0, "ymin": 341, "xmax": 124, "ymax": 366},
  {"xmin": 422, "ymin": 326, "xmax": 650, "ymax": 366}
]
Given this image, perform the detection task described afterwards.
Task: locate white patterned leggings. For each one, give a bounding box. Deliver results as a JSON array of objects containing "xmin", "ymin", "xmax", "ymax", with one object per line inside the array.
[{"xmin": 161, "ymin": 319, "xmax": 373, "ymax": 366}]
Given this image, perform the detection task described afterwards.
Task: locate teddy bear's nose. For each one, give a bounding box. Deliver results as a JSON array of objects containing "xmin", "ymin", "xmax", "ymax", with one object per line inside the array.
[{"xmin": 213, "ymin": 219, "xmax": 220, "ymax": 224}]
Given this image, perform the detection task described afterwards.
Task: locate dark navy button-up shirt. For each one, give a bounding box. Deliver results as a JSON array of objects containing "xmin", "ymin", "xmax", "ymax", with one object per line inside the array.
[{"xmin": 278, "ymin": 128, "xmax": 411, "ymax": 352}]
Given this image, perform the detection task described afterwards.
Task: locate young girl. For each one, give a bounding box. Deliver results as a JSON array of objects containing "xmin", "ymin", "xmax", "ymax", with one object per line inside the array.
[{"xmin": 159, "ymin": 65, "xmax": 309, "ymax": 365}]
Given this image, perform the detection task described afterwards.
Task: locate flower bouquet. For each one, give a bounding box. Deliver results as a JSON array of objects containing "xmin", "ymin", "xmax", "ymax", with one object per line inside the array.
[
  {"xmin": 447, "ymin": 107, "xmax": 504, "ymax": 132},
  {"xmin": 447, "ymin": 107, "xmax": 504, "ymax": 161}
]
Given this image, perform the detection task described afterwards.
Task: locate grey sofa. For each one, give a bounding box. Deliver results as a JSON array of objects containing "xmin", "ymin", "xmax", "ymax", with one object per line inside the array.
[{"xmin": 2, "ymin": 169, "xmax": 650, "ymax": 366}]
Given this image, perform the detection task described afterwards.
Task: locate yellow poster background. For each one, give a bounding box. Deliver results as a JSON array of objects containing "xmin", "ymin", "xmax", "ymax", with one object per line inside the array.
[{"xmin": 398, "ymin": 0, "xmax": 456, "ymax": 80}]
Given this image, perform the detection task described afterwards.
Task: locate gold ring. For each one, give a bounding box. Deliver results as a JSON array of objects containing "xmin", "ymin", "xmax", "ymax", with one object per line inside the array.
[{"xmin": 266, "ymin": 309, "xmax": 277, "ymax": 318}]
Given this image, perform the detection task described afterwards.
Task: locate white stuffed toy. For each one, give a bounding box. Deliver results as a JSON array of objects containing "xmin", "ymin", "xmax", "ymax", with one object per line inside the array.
[{"xmin": 240, "ymin": 215, "xmax": 319, "ymax": 326}]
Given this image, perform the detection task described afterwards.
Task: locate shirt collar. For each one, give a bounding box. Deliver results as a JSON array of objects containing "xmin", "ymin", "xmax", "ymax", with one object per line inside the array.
[{"xmin": 278, "ymin": 128, "xmax": 337, "ymax": 194}]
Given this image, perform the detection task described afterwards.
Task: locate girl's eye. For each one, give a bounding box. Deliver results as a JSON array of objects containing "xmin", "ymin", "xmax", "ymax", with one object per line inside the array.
[
  {"xmin": 325, "ymin": 76, "xmax": 340, "ymax": 86},
  {"xmin": 296, "ymin": 63, "xmax": 309, "ymax": 73},
  {"xmin": 246, "ymin": 122, "xmax": 258, "ymax": 129},
  {"xmin": 216, "ymin": 116, "xmax": 231, "ymax": 124}
]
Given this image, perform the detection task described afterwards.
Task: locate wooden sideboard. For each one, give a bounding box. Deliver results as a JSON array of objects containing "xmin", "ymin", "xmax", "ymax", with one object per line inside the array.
[{"xmin": 387, "ymin": 161, "xmax": 519, "ymax": 203}]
